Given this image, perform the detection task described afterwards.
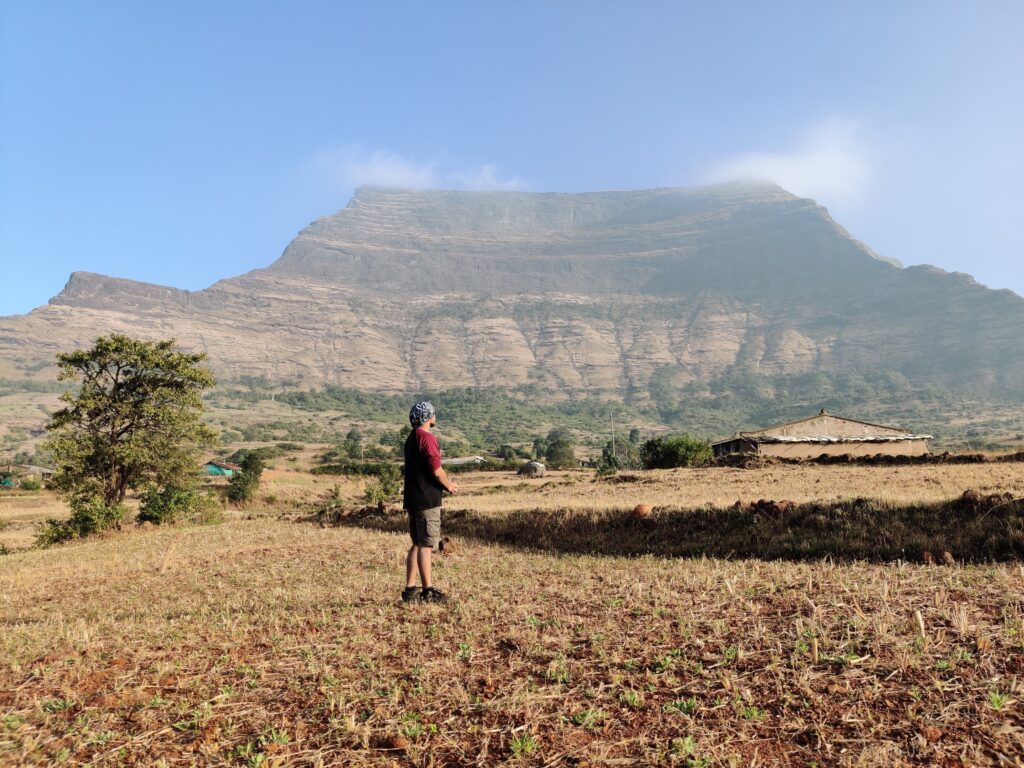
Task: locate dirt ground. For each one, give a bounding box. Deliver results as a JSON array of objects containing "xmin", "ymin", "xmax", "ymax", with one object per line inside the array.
[{"xmin": 2, "ymin": 464, "xmax": 1023, "ymax": 765}]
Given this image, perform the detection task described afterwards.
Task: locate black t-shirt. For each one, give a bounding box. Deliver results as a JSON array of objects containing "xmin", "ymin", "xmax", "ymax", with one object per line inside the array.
[{"xmin": 403, "ymin": 427, "xmax": 443, "ymax": 511}]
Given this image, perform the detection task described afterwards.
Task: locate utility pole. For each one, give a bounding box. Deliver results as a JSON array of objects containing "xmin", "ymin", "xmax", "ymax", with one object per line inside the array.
[{"xmin": 610, "ymin": 410, "xmax": 616, "ymax": 459}]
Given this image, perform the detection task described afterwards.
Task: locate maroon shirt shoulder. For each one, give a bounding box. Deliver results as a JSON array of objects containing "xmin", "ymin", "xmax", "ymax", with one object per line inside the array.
[{"xmin": 414, "ymin": 427, "xmax": 442, "ymax": 471}]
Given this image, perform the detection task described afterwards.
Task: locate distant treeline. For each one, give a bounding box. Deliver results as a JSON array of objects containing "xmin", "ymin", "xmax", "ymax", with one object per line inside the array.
[{"xmin": 215, "ymin": 367, "xmax": 1024, "ymax": 451}]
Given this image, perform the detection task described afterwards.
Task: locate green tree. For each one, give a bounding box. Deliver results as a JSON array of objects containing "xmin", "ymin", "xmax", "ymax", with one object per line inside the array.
[
  {"xmin": 392, "ymin": 425, "xmax": 412, "ymax": 455},
  {"xmin": 495, "ymin": 443, "xmax": 516, "ymax": 460},
  {"xmin": 41, "ymin": 335, "xmax": 216, "ymax": 542},
  {"xmin": 639, "ymin": 435, "xmax": 712, "ymax": 469},
  {"xmin": 45, "ymin": 335, "xmax": 215, "ymax": 505},
  {"xmin": 545, "ymin": 438, "xmax": 577, "ymax": 469},
  {"xmin": 602, "ymin": 439, "xmax": 640, "ymax": 469},
  {"xmin": 628, "ymin": 428, "xmax": 642, "ymax": 445},
  {"xmin": 546, "ymin": 427, "xmax": 572, "ymax": 444},
  {"xmin": 227, "ymin": 452, "xmax": 265, "ymax": 503},
  {"xmin": 532, "ymin": 437, "xmax": 548, "ymax": 460}
]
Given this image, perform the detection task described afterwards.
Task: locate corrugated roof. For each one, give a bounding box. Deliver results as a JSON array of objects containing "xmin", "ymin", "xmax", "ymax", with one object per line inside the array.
[
  {"xmin": 742, "ymin": 411, "xmax": 911, "ymax": 437},
  {"xmin": 712, "ymin": 410, "xmax": 929, "ymax": 446},
  {"xmin": 441, "ymin": 456, "xmax": 487, "ymax": 465},
  {"xmin": 741, "ymin": 434, "xmax": 933, "ymax": 444},
  {"xmin": 205, "ymin": 460, "xmax": 242, "ymax": 470}
]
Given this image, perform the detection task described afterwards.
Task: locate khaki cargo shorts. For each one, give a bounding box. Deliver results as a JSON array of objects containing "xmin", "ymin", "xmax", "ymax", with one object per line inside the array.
[{"xmin": 407, "ymin": 506, "xmax": 442, "ymax": 549}]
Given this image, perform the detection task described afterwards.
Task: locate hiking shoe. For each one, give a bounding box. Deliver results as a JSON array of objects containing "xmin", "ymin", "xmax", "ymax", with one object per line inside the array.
[
  {"xmin": 419, "ymin": 587, "xmax": 450, "ymax": 604},
  {"xmin": 401, "ymin": 587, "xmax": 421, "ymax": 602}
]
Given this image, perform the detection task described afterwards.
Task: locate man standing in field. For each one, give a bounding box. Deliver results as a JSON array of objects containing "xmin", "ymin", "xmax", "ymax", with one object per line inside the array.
[{"xmin": 402, "ymin": 401, "xmax": 457, "ymax": 603}]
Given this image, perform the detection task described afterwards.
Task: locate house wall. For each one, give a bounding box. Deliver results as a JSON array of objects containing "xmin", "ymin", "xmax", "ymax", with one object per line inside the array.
[
  {"xmin": 713, "ymin": 440, "xmax": 757, "ymax": 458},
  {"xmin": 756, "ymin": 440, "xmax": 929, "ymax": 459}
]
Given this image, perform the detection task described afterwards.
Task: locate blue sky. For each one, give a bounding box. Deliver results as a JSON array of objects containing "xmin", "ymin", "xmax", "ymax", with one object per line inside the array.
[{"xmin": 2, "ymin": 2, "xmax": 1023, "ymax": 316}]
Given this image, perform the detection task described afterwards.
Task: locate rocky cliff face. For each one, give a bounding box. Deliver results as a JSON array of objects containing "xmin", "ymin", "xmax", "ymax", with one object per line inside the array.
[{"xmin": 2, "ymin": 184, "xmax": 1023, "ymax": 400}]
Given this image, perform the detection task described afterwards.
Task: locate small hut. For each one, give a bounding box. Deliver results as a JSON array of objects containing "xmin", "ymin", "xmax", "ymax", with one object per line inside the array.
[
  {"xmin": 712, "ymin": 410, "xmax": 931, "ymax": 459},
  {"xmin": 4, "ymin": 464, "xmax": 56, "ymax": 486},
  {"xmin": 517, "ymin": 461, "xmax": 546, "ymax": 477},
  {"xmin": 203, "ymin": 460, "xmax": 241, "ymax": 477},
  {"xmin": 441, "ymin": 456, "xmax": 486, "ymax": 467}
]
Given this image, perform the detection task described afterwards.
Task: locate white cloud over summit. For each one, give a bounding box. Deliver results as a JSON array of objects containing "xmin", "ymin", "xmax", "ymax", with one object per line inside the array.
[
  {"xmin": 703, "ymin": 118, "xmax": 872, "ymax": 206},
  {"xmin": 316, "ymin": 145, "xmax": 525, "ymax": 192}
]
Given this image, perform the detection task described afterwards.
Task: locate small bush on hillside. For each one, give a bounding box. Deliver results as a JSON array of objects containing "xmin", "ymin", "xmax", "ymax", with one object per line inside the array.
[
  {"xmin": 312, "ymin": 460, "xmax": 400, "ymax": 477},
  {"xmin": 36, "ymin": 497, "xmax": 125, "ymax": 547},
  {"xmin": 226, "ymin": 453, "xmax": 265, "ymax": 503},
  {"xmin": 138, "ymin": 484, "xmax": 220, "ymax": 525},
  {"xmin": 495, "ymin": 444, "xmax": 517, "ymax": 460},
  {"xmin": 362, "ymin": 463, "xmax": 402, "ymax": 508},
  {"xmin": 314, "ymin": 485, "xmax": 347, "ymax": 525},
  {"xmin": 640, "ymin": 435, "xmax": 712, "ymax": 469},
  {"xmin": 228, "ymin": 446, "xmax": 284, "ymax": 464},
  {"xmin": 20, "ymin": 479, "xmax": 41, "ymax": 491}
]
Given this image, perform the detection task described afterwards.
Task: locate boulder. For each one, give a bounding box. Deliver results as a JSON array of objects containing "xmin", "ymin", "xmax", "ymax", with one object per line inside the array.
[{"xmin": 518, "ymin": 461, "xmax": 546, "ymax": 478}]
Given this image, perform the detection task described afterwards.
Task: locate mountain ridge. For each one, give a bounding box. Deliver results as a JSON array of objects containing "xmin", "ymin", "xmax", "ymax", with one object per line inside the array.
[{"xmin": 1, "ymin": 184, "xmax": 1021, "ymax": 405}]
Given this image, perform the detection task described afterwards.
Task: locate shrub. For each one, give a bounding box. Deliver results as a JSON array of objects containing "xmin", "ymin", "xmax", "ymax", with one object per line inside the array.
[
  {"xmin": 639, "ymin": 435, "xmax": 712, "ymax": 469},
  {"xmin": 595, "ymin": 455, "xmax": 619, "ymax": 478},
  {"xmin": 226, "ymin": 453, "xmax": 265, "ymax": 503},
  {"xmin": 362, "ymin": 463, "xmax": 402, "ymax": 508},
  {"xmin": 312, "ymin": 461, "xmax": 400, "ymax": 477},
  {"xmin": 20, "ymin": 479, "xmax": 41, "ymax": 491},
  {"xmin": 36, "ymin": 497, "xmax": 125, "ymax": 547},
  {"xmin": 495, "ymin": 444, "xmax": 516, "ymax": 460},
  {"xmin": 314, "ymin": 485, "xmax": 347, "ymax": 525},
  {"xmin": 545, "ymin": 439, "xmax": 577, "ymax": 469},
  {"xmin": 138, "ymin": 485, "xmax": 220, "ymax": 525}
]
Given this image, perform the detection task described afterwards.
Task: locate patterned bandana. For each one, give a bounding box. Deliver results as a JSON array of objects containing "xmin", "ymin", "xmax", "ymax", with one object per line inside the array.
[{"xmin": 409, "ymin": 401, "xmax": 435, "ymax": 427}]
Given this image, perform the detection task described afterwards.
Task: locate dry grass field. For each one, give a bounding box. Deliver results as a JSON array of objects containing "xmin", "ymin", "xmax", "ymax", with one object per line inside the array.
[
  {"xmin": 2, "ymin": 463, "xmax": 1024, "ymax": 766},
  {"xmin": 446, "ymin": 463, "xmax": 1024, "ymax": 514}
]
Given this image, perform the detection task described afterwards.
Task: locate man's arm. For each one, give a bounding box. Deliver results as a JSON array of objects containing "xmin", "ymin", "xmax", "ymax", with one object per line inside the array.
[
  {"xmin": 433, "ymin": 466, "xmax": 458, "ymax": 494},
  {"xmin": 417, "ymin": 429, "xmax": 458, "ymax": 493}
]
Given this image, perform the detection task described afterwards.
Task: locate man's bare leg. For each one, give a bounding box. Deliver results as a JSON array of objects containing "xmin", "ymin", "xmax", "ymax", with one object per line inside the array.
[
  {"xmin": 406, "ymin": 545, "xmax": 420, "ymax": 588},
  {"xmin": 416, "ymin": 546, "xmax": 432, "ymax": 589}
]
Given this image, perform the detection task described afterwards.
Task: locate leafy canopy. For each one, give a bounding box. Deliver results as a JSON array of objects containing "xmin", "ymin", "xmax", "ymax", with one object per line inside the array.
[
  {"xmin": 45, "ymin": 335, "xmax": 217, "ymax": 507},
  {"xmin": 226, "ymin": 451, "xmax": 266, "ymax": 503},
  {"xmin": 639, "ymin": 435, "xmax": 712, "ymax": 469}
]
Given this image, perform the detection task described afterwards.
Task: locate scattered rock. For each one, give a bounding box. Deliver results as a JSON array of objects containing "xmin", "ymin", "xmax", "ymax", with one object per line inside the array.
[
  {"xmin": 439, "ymin": 537, "xmax": 457, "ymax": 555},
  {"xmin": 941, "ymin": 550, "xmax": 956, "ymax": 566},
  {"xmin": 744, "ymin": 499, "xmax": 796, "ymax": 517},
  {"xmin": 632, "ymin": 504, "xmax": 652, "ymax": 519},
  {"xmin": 382, "ymin": 734, "xmax": 409, "ymax": 751}
]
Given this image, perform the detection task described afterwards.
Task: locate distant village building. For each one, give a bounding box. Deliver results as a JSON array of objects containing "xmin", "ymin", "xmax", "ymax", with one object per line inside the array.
[
  {"xmin": 441, "ymin": 456, "xmax": 487, "ymax": 467},
  {"xmin": 1, "ymin": 464, "xmax": 55, "ymax": 488},
  {"xmin": 203, "ymin": 460, "xmax": 241, "ymax": 477},
  {"xmin": 712, "ymin": 410, "xmax": 932, "ymax": 459},
  {"xmin": 17, "ymin": 464, "xmax": 56, "ymax": 482}
]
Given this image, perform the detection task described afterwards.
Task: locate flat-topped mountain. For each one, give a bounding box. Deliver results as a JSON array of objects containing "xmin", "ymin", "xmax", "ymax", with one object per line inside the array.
[
  {"xmin": 2, "ymin": 184, "xmax": 1023, "ymax": 404},
  {"xmin": 268, "ymin": 184, "xmax": 894, "ymax": 297}
]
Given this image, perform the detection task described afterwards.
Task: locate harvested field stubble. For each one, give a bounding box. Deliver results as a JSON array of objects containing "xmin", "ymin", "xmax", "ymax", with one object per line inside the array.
[
  {"xmin": 339, "ymin": 492, "xmax": 1024, "ymax": 562},
  {"xmin": 448, "ymin": 462, "xmax": 1024, "ymax": 514},
  {"xmin": 2, "ymin": 519, "xmax": 1024, "ymax": 766}
]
